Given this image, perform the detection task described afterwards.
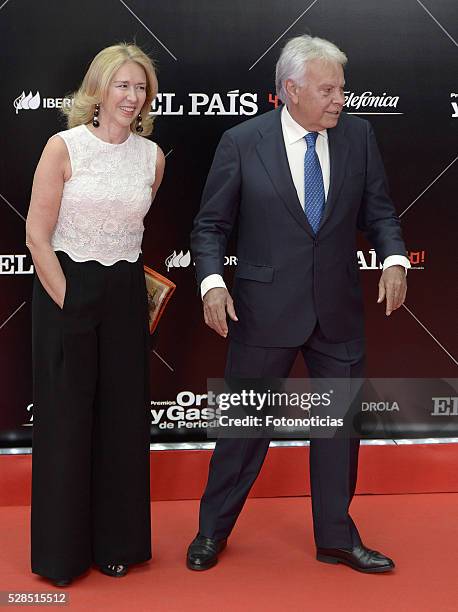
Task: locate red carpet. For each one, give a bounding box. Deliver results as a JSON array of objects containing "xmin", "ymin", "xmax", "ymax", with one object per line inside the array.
[
  {"xmin": 1, "ymin": 494, "xmax": 457, "ymax": 611},
  {"xmin": 2, "ymin": 443, "xmax": 458, "ymax": 506}
]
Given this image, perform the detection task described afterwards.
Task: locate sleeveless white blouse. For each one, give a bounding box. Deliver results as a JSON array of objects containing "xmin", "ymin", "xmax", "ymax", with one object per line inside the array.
[{"xmin": 51, "ymin": 124, "xmax": 157, "ymax": 265}]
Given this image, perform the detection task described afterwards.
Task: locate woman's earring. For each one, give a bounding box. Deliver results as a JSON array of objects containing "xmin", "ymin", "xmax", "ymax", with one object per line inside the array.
[
  {"xmin": 136, "ymin": 113, "xmax": 143, "ymax": 133},
  {"xmin": 92, "ymin": 103, "xmax": 100, "ymax": 128}
]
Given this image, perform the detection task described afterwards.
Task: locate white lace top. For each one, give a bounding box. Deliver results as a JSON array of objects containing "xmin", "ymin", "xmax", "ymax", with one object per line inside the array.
[{"xmin": 51, "ymin": 124, "xmax": 157, "ymax": 265}]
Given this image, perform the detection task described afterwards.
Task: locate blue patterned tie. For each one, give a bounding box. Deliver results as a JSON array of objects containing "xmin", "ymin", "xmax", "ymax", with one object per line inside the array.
[{"xmin": 304, "ymin": 132, "xmax": 325, "ymax": 233}]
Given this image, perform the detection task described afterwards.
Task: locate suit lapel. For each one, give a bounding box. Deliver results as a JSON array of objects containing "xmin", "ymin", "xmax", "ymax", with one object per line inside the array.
[
  {"xmin": 319, "ymin": 118, "xmax": 350, "ymax": 230},
  {"xmin": 255, "ymin": 108, "xmax": 350, "ymax": 235},
  {"xmin": 256, "ymin": 109, "xmax": 315, "ymax": 237}
]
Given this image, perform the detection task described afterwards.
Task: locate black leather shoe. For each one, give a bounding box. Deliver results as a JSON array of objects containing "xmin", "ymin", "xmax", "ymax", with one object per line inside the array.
[
  {"xmin": 98, "ymin": 564, "xmax": 128, "ymax": 578},
  {"xmin": 316, "ymin": 544, "xmax": 395, "ymax": 573},
  {"xmin": 187, "ymin": 534, "xmax": 227, "ymax": 571}
]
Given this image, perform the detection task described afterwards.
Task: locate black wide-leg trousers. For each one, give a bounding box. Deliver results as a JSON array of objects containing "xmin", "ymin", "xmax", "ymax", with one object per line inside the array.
[
  {"xmin": 199, "ymin": 325, "xmax": 365, "ymax": 549},
  {"xmin": 31, "ymin": 252, "xmax": 151, "ymax": 580}
]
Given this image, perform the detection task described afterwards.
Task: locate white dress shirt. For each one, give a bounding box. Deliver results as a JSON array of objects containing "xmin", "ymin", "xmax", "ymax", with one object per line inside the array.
[
  {"xmin": 281, "ymin": 103, "xmax": 330, "ymax": 203},
  {"xmin": 200, "ymin": 106, "xmax": 409, "ymax": 298}
]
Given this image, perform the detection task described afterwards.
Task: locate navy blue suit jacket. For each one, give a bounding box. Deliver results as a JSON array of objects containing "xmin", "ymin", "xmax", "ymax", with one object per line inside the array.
[{"xmin": 191, "ymin": 107, "xmax": 407, "ymax": 346}]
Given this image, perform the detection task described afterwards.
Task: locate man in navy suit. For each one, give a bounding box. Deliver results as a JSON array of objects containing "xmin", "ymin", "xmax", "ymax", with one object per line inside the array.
[{"xmin": 188, "ymin": 35, "xmax": 409, "ymax": 573}]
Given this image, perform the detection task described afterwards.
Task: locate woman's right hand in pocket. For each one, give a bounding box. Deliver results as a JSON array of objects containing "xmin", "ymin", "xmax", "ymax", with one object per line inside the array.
[{"xmin": 58, "ymin": 280, "xmax": 66, "ymax": 310}]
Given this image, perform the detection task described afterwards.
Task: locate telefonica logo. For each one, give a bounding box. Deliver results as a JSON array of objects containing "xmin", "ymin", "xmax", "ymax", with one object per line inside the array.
[
  {"xmin": 344, "ymin": 91, "xmax": 400, "ymax": 112},
  {"xmin": 13, "ymin": 91, "xmax": 72, "ymax": 114},
  {"xmin": 268, "ymin": 90, "xmax": 401, "ymax": 114},
  {"xmin": 14, "ymin": 91, "xmax": 41, "ymax": 113}
]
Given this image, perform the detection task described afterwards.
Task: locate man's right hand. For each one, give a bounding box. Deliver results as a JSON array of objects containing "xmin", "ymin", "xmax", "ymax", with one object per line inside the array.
[{"xmin": 203, "ymin": 288, "xmax": 238, "ymax": 338}]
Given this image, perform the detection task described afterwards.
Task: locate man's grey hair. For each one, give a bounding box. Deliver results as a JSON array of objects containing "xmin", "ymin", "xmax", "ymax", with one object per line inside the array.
[{"xmin": 275, "ymin": 35, "xmax": 347, "ymax": 103}]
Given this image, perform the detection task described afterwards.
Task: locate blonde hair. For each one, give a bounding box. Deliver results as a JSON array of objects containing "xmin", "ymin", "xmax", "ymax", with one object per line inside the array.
[{"xmin": 62, "ymin": 43, "xmax": 158, "ymax": 137}]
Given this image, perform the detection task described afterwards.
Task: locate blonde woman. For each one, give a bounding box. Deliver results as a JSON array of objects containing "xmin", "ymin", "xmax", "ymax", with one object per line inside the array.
[{"xmin": 26, "ymin": 43, "xmax": 165, "ymax": 587}]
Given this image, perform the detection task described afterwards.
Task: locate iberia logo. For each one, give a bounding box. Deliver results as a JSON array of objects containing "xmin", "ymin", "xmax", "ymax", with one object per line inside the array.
[{"xmin": 14, "ymin": 91, "xmax": 41, "ymax": 113}]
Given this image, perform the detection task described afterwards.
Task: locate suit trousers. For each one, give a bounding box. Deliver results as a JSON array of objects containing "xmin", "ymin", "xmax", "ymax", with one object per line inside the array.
[
  {"xmin": 199, "ymin": 325, "xmax": 365, "ymax": 549},
  {"xmin": 31, "ymin": 251, "xmax": 151, "ymax": 580}
]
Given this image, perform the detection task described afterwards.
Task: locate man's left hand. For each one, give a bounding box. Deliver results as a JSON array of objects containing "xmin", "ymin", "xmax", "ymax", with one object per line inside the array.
[{"xmin": 377, "ymin": 265, "xmax": 407, "ymax": 316}]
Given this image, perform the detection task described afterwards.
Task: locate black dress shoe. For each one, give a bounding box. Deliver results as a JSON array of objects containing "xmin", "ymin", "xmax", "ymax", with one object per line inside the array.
[
  {"xmin": 52, "ymin": 578, "xmax": 72, "ymax": 587},
  {"xmin": 316, "ymin": 544, "xmax": 395, "ymax": 573},
  {"xmin": 98, "ymin": 564, "xmax": 129, "ymax": 578},
  {"xmin": 187, "ymin": 534, "xmax": 227, "ymax": 571}
]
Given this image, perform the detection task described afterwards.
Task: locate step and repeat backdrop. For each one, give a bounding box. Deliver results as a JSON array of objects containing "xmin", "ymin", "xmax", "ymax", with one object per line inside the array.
[{"xmin": 0, "ymin": 0, "xmax": 457, "ymax": 444}]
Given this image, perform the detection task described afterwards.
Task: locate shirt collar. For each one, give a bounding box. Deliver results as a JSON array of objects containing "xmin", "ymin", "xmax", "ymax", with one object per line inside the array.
[{"xmin": 281, "ymin": 105, "xmax": 328, "ymax": 145}]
